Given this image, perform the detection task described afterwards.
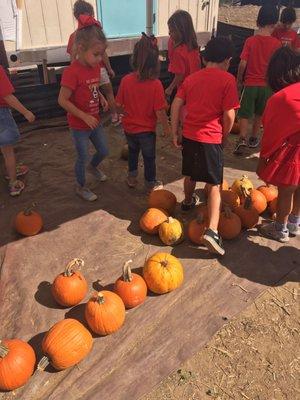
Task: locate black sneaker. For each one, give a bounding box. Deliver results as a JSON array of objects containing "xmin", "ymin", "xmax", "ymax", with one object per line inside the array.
[
  {"xmin": 233, "ymin": 138, "xmax": 247, "ymax": 155},
  {"xmin": 248, "ymin": 136, "xmax": 260, "ymax": 148},
  {"xmin": 202, "ymin": 228, "xmax": 225, "ymax": 256},
  {"xmin": 181, "ymin": 193, "xmax": 200, "ymax": 211}
]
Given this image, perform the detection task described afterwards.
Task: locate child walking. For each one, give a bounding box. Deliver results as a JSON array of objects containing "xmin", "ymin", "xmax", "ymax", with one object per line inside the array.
[
  {"xmin": 234, "ymin": 5, "xmax": 281, "ymax": 155},
  {"xmin": 272, "ymin": 7, "xmax": 300, "ymax": 51},
  {"xmin": 171, "ymin": 37, "xmax": 239, "ymax": 256},
  {"xmin": 116, "ymin": 34, "xmax": 169, "ymax": 190},
  {"xmin": 165, "ymin": 10, "xmax": 200, "ymax": 98},
  {"xmin": 67, "ymin": 0, "xmax": 120, "ymax": 126},
  {"xmin": 0, "ymin": 65, "xmax": 35, "ymax": 196},
  {"xmin": 59, "ymin": 15, "xmax": 109, "ymax": 201},
  {"xmin": 258, "ymin": 47, "xmax": 300, "ymax": 242}
]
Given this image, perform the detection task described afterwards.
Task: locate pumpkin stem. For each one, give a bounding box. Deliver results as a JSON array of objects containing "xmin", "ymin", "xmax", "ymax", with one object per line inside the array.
[
  {"xmin": 122, "ymin": 260, "xmax": 133, "ymax": 282},
  {"xmin": 167, "ymin": 217, "xmax": 174, "ymax": 223},
  {"xmin": 241, "ymin": 185, "xmax": 251, "ymax": 199},
  {"xmin": 161, "ymin": 260, "xmax": 168, "ymax": 267},
  {"xmin": 224, "ymin": 206, "xmax": 232, "ymax": 218},
  {"xmin": 0, "ymin": 340, "xmax": 9, "ymax": 358},
  {"xmin": 37, "ymin": 356, "xmax": 50, "ymax": 371},
  {"xmin": 24, "ymin": 202, "xmax": 37, "ymax": 216},
  {"xmin": 244, "ymin": 196, "xmax": 252, "ymax": 210},
  {"xmin": 96, "ymin": 292, "xmax": 105, "ymax": 304},
  {"xmin": 64, "ymin": 258, "xmax": 84, "ymax": 277}
]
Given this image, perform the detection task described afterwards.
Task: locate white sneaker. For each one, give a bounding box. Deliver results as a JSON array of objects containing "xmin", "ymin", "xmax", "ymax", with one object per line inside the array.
[
  {"xmin": 87, "ymin": 165, "xmax": 108, "ymax": 182},
  {"xmin": 76, "ymin": 186, "xmax": 97, "ymax": 201},
  {"xmin": 287, "ymin": 221, "xmax": 300, "ymax": 236}
]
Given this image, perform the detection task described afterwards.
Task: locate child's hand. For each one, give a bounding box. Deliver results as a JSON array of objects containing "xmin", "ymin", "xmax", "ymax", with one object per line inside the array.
[
  {"xmin": 108, "ymin": 68, "xmax": 115, "ymax": 79},
  {"xmin": 165, "ymin": 86, "xmax": 173, "ymax": 98},
  {"xmin": 24, "ymin": 110, "xmax": 35, "ymax": 123},
  {"xmin": 83, "ymin": 114, "xmax": 99, "ymax": 129},
  {"xmin": 100, "ymin": 96, "xmax": 109, "ymax": 112}
]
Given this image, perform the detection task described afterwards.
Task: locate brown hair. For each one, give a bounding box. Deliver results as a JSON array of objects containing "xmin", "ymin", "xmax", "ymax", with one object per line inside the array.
[
  {"xmin": 131, "ymin": 34, "xmax": 160, "ymax": 81},
  {"xmin": 75, "ymin": 24, "xmax": 107, "ymax": 51},
  {"xmin": 168, "ymin": 10, "xmax": 198, "ymax": 50},
  {"xmin": 73, "ymin": 0, "xmax": 94, "ymax": 20}
]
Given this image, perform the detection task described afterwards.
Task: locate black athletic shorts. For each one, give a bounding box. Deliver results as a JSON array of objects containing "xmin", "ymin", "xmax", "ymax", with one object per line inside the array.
[{"xmin": 182, "ymin": 137, "xmax": 224, "ymax": 184}]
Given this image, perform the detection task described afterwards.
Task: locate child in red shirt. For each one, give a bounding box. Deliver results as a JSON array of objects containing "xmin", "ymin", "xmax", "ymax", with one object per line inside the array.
[
  {"xmin": 67, "ymin": 0, "xmax": 120, "ymax": 126},
  {"xmin": 258, "ymin": 47, "xmax": 300, "ymax": 242},
  {"xmin": 171, "ymin": 37, "xmax": 239, "ymax": 256},
  {"xmin": 116, "ymin": 34, "xmax": 169, "ymax": 190},
  {"xmin": 59, "ymin": 15, "xmax": 109, "ymax": 201},
  {"xmin": 272, "ymin": 7, "xmax": 300, "ymax": 51},
  {"xmin": 0, "ymin": 66, "xmax": 35, "ymax": 196},
  {"xmin": 234, "ymin": 5, "xmax": 281, "ymax": 155},
  {"xmin": 165, "ymin": 10, "xmax": 200, "ymax": 98}
]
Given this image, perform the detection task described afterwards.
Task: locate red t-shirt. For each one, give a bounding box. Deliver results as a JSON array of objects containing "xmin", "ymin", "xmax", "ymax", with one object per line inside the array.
[
  {"xmin": 61, "ymin": 60, "xmax": 101, "ymax": 130},
  {"xmin": 116, "ymin": 72, "xmax": 167, "ymax": 134},
  {"xmin": 176, "ymin": 68, "xmax": 240, "ymax": 144},
  {"xmin": 240, "ymin": 35, "xmax": 281, "ymax": 86},
  {"xmin": 0, "ymin": 66, "xmax": 14, "ymax": 107},
  {"xmin": 272, "ymin": 27, "xmax": 300, "ymax": 50},
  {"xmin": 67, "ymin": 30, "xmax": 105, "ymax": 68},
  {"xmin": 168, "ymin": 42, "xmax": 200, "ymax": 81},
  {"xmin": 261, "ymin": 82, "xmax": 300, "ymax": 158}
]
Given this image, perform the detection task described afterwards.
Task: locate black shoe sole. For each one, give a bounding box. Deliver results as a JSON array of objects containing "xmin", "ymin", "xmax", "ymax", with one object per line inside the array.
[{"xmin": 202, "ymin": 234, "xmax": 225, "ymax": 256}]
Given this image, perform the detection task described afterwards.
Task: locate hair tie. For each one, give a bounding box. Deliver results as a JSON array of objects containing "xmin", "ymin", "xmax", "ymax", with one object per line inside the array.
[
  {"xmin": 141, "ymin": 32, "xmax": 158, "ymax": 47},
  {"xmin": 78, "ymin": 14, "xmax": 101, "ymax": 30}
]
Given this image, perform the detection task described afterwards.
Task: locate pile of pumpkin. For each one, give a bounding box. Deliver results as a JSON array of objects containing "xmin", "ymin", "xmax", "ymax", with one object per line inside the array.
[
  {"xmin": 0, "ymin": 253, "xmax": 184, "ymax": 391},
  {"xmin": 139, "ymin": 175, "xmax": 278, "ymax": 245}
]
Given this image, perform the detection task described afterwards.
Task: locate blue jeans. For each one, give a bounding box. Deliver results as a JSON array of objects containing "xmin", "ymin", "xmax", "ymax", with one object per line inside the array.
[
  {"xmin": 125, "ymin": 132, "xmax": 156, "ymax": 183},
  {"xmin": 72, "ymin": 125, "xmax": 108, "ymax": 187}
]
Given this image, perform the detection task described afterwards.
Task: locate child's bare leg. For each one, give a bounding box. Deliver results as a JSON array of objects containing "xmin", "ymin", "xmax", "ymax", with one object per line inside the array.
[
  {"xmin": 238, "ymin": 118, "xmax": 249, "ymax": 139},
  {"xmin": 276, "ymin": 186, "xmax": 296, "ymax": 225},
  {"xmin": 184, "ymin": 177, "xmax": 196, "ymax": 204},
  {"xmin": 291, "ymin": 187, "xmax": 300, "ymax": 217},
  {"xmin": 252, "ymin": 115, "xmax": 262, "ymax": 138},
  {"xmin": 1, "ymin": 145, "xmax": 16, "ymax": 183},
  {"xmin": 100, "ymin": 82, "xmax": 117, "ymax": 114},
  {"xmin": 207, "ymin": 184, "xmax": 221, "ymax": 231}
]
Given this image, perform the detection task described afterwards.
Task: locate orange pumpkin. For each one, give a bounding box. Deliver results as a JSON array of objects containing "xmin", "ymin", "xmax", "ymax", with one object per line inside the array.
[
  {"xmin": 242, "ymin": 189, "xmax": 267, "ymax": 215},
  {"xmin": 0, "ymin": 339, "xmax": 36, "ymax": 391},
  {"xmin": 187, "ymin": 214, "xmax": 208, "ymax": 245},
  {"xmin": 140, "ymin": 208, "xmax": 169, "ymax": 235},
  {"xmin": 114, "ymin": 260, "xmax": 147, "ymax": 309},
  {"xmin": 51, "ymin": 259, "xmax": 88, "ymax": 307},
  {"xmin": 143, "ymin": 252, "xmax": 184, "ymax": 294},
  {"xmin": 85, "ymin": 291, "xmax": 125, "ymax": 336},
  {"xmin": 196, "ymin": 203, "xmax": 209, "ymax": 220},
  {"xmin": 218, "ymin": 207, "xmax": 242, "ymax": 240},
  {"xmin": 231, "ymin": 175, "xmax": 254, "ymax": 198},
  {"xmin": 204, "ymin": 180, "xmax": 229, "ymax": 197},
  {"xmin": 39, "ymin": 319, "xmax": 93, "ymax": 371},
  {"xmin": 235, "ymin": 197, "xmax": 259, "ymax": 229},
  {"xmin": 221, "ymin": 190, "xmax": 240, "ymax": 210},
  {"xmin": 158, "ymin": 217, "xmax": 184, "ymax": 245},
  {"xmin": 257, "ymin": 185, "xmax": 278, "ymax": 203},
  {"xmin": 148, "ymin": 189, "xmax": 177, "ymax": 214},
  {"xmin": 15, "ymin": 204, "xmax": 43, "ymax": 236}
]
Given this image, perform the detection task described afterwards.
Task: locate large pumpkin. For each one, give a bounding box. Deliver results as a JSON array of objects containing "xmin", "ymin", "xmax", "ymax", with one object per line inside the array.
[
  {"xmin": 51, "ymin": 259, "xmax": 88, "ymax": 307},
  {"xmin": 218, "ymin": 207, "xmax": 242, "ymax": 240},
  {"xmin": 140, "ymin": 208, "xmax": 169, "ymax": 235},
  {"xmin": 15, "ymin": 205, "xmax": 43, "ymax": 236},
  {"xmin": 0, "ymin": 339, "xmax": 36, "ymax": 391},
  {"xmin": 143, "ymin": 253, "xmax": 184, "ymax": 294},
  {"xmin": 221, "ymin": 190, "xmax": 240, "ymax": 210},
  {"xmin": 39, "ymin": 319, "xmax": 93, "ymax": 371},
  {"xmin": 242, "ymin": 189, "xmax": 267, "ymax": 215},
  {"xmin": 231, "ymin": 175, "xmax": 254, "ymax": 198},
  {"xmin": 148, "ymin": 189, "xmax": 177, "ymax": 214},
  {"xmin": 235, "ymin": 197, "xmax": 259, "ymax": 229},
  {"xmin": 114, "ymin": 260, "xmax": 147, "ymax": 309},
  {"xmin": 158, "ymin": 217, "xmax": 183, "ymax": 245},
  {"xmin": 85, "ymin": 291, "xmax": 125, "ymax": 336},
  {"xmin": 187, "ymin": 214, "xmax": 208, "ymax": 245},
  {"xmin": 257, "ymin": 185, "xmax": 278, "ymax": 203}
]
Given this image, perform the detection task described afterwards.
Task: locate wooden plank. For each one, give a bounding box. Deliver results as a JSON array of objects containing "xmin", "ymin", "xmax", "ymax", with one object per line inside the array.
[
  {"xmin": 21, "ymin": 1, "xmax": 32, "ymax": 49},
  {"xmin": 179, "ymin": 0, "xmax": 189, "ymax": 11},
  {"xmin": 157, "ymin": 0, "xmax": 169, "ymax": 37},
  {"xmin": 58, "ymin": 0, "xmax": 76, "ymax": 44},
  {"xmin": 196, "ymin": 0, "xmax": 208, "ymax": 32},
  {"xmin": 169, "ymin": 0, "xmax": 179, "ymax": 16},
  {"xmin": 41, "ymin": 0, "xmax": 62, "ymax": 46},
  {"xmin": 24, "ymin": 0, "xmax": 47, "ymax": 47},
  {"xmin": 188, "ymin": 0, "xmax": 198, "ymax": 28}
]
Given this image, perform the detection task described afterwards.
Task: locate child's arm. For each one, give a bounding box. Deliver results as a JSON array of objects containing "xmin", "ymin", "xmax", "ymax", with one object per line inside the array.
[
  {"xmin": 102, "ymin": 51, "xmax": 115, "ymax": 78},
  {"xmin": 3, "ymin": 94, "xmax": 35, "ymax": 122},
  {"xmin": 165, "ymin": 74, "xmax": 184, "ymax": 97},
  {"xmin": 222, "ymin": 109, "xmax": 236, "ymax": 146},
  {"xmin": 237, "ymin": 60, "xmax": 247, "ymax": 90},
  {"xmin": 171, "ymin": 97, "xmax": 184, "ymax": 148},
  {"xmin": 155, "ymin": 109, "xmax": 170, "ymax": 137},
  {"xmin": 58, "ymin": 86, "xmax": 99, "ymax": 129},
  {"xmin": 99, "ymin": 91, "xmax": 109, "ymax": 112}
]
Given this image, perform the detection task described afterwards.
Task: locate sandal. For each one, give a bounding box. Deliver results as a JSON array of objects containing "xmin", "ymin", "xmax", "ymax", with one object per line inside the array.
[
  {"xmin": 5, "ymin": 164, "xmax": 29, "ymax": 180},
  {"xmin": 9, "ymin": 180, "xmax": 25, "ymax": 196}
]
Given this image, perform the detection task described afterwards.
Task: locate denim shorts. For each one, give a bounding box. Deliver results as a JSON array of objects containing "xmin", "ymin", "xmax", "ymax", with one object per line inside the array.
[{"xmin": 0, "ymin": 108, "xmax": 20, "ymax": 147}]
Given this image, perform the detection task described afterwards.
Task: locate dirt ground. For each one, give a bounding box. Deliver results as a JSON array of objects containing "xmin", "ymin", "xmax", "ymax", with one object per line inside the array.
[{"xmin": 219, "ymin": 5, "xmax": 260, "ymax": 29}]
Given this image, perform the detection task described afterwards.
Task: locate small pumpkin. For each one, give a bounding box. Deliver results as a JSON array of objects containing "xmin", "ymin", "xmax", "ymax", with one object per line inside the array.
[
  {"xmin": 221, "ymin": 189, "xmax": 240, "ymax": 210},
  {"xmin": 85, "ymin": 291, "xmax": 125, "ymax": 336},
  {"xmin": 230, "ymin": 120, "xmax": 240, "ymax": 135},
  {"xmin": 51, "ymin": 258, "xmax": 88, "ymax": 307},
  {"xmin": 242, "ymin": 188, "xmax": 267, "ymax": 215},
  {"xmin": 121, "ymin": 143, "xmax": 128, "ymax": 160},
  {"xmin": 204, "ymin": 180, "xmax": 229, "ymax": 197},
  {"xmin": 218, "ymin": 207, "xmax": 242, "ymax": 240},
  {"xmin": 140, "ymin": 208, "xmax": 169, "ymax": 235},
  {"xmin": 235, "ymin": 196, "xmax": 259, "ymax": 229},
  {"xmin": 148, "ymin": 189, "xmax": 177, "ymax": 214},
  {"xmin": 231, "ymin": 175, "xmax": 254, "ymax": 198},
  {"xmin": 38, "ymin": 319, "xmax": 93, "ymax": 371},
  {"xmin": 143, "ymin": 252, "xmax": 184, "ymax": 294},
  {"xmin": 114, "ymin": 260, "xmax": 147, "ymax": 309},
  {"xmin": 0, "ymin": 339, "xmax": 36, "ymax": 391},
  {"xmin": 15, "ymin": 204, "xmax": 43, "ymax": 236},
  {"xmin": 187, "ymin": 213, "xmax": 208, "ymax": 245},
  {"xmin": 257, "ymin": 185, "xmax": 278, "ymax": 203},
  {"xmin": 158, "ymin": 217, "xmax": 184, "ymax": 245}
]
